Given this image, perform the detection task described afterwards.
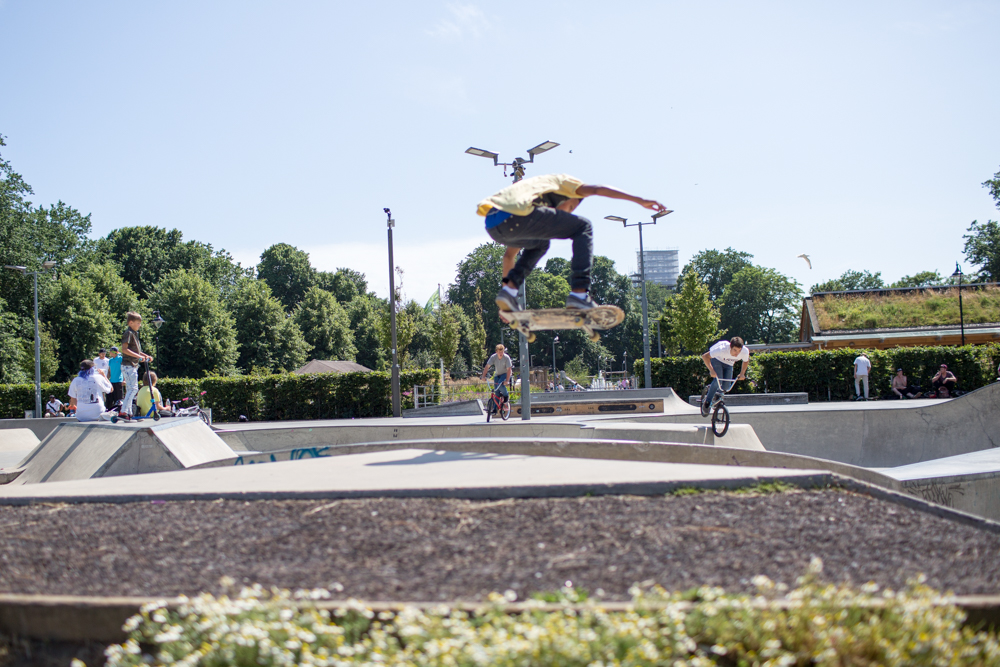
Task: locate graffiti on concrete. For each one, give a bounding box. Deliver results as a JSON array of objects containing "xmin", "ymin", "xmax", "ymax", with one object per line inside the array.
[
  {"xmin": 234, "ymin": 446, "xmax": 331, "ymax": 465},
  {"xmin": 913, "ymin": 481, "xmax": 966, "ymax": 508}
]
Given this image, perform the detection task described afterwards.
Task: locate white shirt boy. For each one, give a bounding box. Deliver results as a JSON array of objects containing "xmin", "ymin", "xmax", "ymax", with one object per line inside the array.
[
  {"xmin": 854, "ymin": 355, "xmax": 871, "ymax": 376},
  {"xmin": 709, "ymin": 340, "xmax": 750, "ymax": 367}
]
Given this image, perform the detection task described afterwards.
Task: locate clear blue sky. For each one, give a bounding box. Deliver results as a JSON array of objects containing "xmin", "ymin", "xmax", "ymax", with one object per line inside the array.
[{"xmin": 2, "ymin": 1, "xmax": 998, "ymax": 302}]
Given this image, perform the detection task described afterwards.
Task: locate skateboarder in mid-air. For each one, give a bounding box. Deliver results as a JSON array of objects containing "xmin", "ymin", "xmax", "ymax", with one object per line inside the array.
[{"xmin": 477, "ymin": 174, "xmax": 667, "ymax": 312}]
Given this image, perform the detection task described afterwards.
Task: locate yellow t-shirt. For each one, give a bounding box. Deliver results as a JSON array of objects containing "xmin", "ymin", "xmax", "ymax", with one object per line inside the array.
[
  {"xmin": 476, "ymin": 174, "xmax": 585, "ymax": 217},
  {"xmin": 137, "ymin": 386, "xmax": 162, "ymax": 416}
]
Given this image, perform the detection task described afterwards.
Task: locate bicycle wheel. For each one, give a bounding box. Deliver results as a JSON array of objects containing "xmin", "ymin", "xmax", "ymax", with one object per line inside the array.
[
  {"xmin": 700, "ymin": 385, "xmax": 711, "ymax": 417},
  {"xmin": 198, "ymin": 409, "xmax": 210, "ymax": 426},
  {"xmin": 486, "ymin": 397, "xmax": 494, "ymax": 422},
  {"xmin": 711, "ymin": 403, "xmax": 730, "ymax": 437},
  {"xmin": 500, "ymin": 399, "xmax": 511, "ymax": 420}
]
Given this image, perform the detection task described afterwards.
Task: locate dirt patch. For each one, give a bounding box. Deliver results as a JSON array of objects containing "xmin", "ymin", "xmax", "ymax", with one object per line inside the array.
[{"xmin": 0, "ymin": 490, "xmax": 997, "ymax": 601}]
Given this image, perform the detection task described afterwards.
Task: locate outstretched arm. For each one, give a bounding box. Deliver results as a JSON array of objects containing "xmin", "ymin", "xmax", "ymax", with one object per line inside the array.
[{"xmin": 576, "ymin": 184, "xmax": 667, "ymax": 212}]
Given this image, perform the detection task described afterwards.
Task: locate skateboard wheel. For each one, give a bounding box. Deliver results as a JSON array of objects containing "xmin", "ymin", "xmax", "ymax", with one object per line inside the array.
[
  {"xmin": 527, "ymin": 333, "xmax": 536, "ymax": 343},
  {"xmin": 110, "ymin": 415, "xmax": 118, "ymax": 424},
  {"xmin": 589, "ymin": 332, "xmax": 601, "ymax": 342}
]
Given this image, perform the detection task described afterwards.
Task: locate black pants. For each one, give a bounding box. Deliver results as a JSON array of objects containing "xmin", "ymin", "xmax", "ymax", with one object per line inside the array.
[{"xmin": 487, "ymin": 207, "xmax": 593, "ymax": 291}]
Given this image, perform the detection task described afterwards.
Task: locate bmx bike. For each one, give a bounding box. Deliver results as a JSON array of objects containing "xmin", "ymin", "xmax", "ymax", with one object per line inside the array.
[
  {"xmin": 170, "ymin": 392, "xmax": 211, "ymax": 426},
  {"xmin": 700, "ymin": 376, "xmax": 738, "ymax": 437},
  {"xmin": 485, "ymin": 382, "xmax": 511, "ymax": 422}
]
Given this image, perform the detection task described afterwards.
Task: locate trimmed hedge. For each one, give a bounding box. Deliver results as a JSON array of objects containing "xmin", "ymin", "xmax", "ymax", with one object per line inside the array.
[
  {"xmin": 0, "ymin": 370, "xmax": 440, "ymax": 422},
  {"xmin": 636, "ymin": 343, "xmax": 1000, "ymax": 401}
]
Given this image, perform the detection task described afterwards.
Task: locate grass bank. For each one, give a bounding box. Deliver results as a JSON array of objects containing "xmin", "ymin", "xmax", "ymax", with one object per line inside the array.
[{"xmin": 815, "ymin": 286, "xmax": 1000, "ymax": 330}]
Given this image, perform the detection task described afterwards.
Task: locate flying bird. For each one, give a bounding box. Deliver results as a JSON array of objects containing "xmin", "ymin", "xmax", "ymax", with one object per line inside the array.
[{"xmin": 797, "ymin": 254, "xmax": 812, "ymax": 269}]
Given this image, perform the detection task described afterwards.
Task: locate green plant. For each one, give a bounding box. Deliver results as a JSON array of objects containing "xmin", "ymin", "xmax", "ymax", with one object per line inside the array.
[{"xmin": 103, "ymin": 563, "xmax": 1000, "ymax": 667}]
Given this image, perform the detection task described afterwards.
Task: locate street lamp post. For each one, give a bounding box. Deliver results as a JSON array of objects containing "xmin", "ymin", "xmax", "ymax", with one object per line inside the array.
[
  {"xmin": 4, "ymin": 261, "xmax": 57, "ymax": 418},
  {"xmin": 466, "ymin": 140, "xmax": 559, "ymax": 420},
  {"xmin": 151, "ymin": 310, "xmax": 165, "ymax": 372},
  {"xmin": 385, "ymin": 208, "xmax": 401, "ymax": 417},
  {"xmin": 552, "ymin": 335, "xmax": 559, "ymax": 388},
  {"xmin": 952, "ymin": 263, "xmax": 965, "ymax": 346},
  {"xmin": 606, "ymin": 210, "xmax": 672, "ymax": 389}
]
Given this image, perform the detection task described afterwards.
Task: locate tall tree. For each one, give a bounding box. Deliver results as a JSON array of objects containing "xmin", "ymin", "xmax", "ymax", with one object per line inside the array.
[
  {"xmin": 432, "ymin": 303, "xmax": 462, "ymax": 370},
  {"xmin": 983, "ymin": 166, "xmax": 1000, "ymax": 207},
  {"xmin": 963, "ymin": 220, "xmax": 1000, "ymax": 282},
  {"xmin": 257, "ymin": 243, "xmax": 316, "ymax": 311},
  {"xmin": 149, "ymin": 269, "xmax": 239, "ymax": 378},
  {"xmin": 316, "ymin": 267, "xmax": 368, "ymax": 304},
  {"xmin": 347, "ymin": 294, "xmax": 387, "ymax": 371},
  {"xmin": 722, "ymin": 266, "xmax": 802, "ymax": 344},
  {"xmin": 229, "ymin": 279, "xmax": 310, "ymax": 373},
  {"xmin": 0, "ymin": 299, "xmax": 29, "ymax": 384},
  {"xmin": 41, "ymin": 272, "xmax": 118, "ymax": 380},
  {"xmin": 666, "ymin": 268, "xmax": 724, "ymax": 354},
  {"xmin": 448, "ymin": 243, "xmax": 506, "ymax": 352},
  {"xmin": 679, "ymin": 248, "xmax": 755, "ymax": 302},
  {"xmin": 293, "ymin": 287, "xmax": 356, "ymax": 362},
  {"xmin": 810, "ymin": 269, "xmax": 885, "ymax": 294}
]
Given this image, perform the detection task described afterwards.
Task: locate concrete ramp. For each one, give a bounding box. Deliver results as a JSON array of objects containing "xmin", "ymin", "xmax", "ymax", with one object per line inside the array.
[
  {"xmin": 636, "ymin": 382, "xmax": 1000, "ymax": 468},
  {"xmin": 0, "ymin": 429, "xmax": 39, "ymax": 481},
  {"xmin": 216, "ymin": 420, "xmax": 762, "ymax": 453},
  {"xmin": 10, "ymin": 418, "xmax": 235, "ymax": 485},
  {"xmin": 883, "ymin": 447, "xmax": 1000, "ymax": 521}
]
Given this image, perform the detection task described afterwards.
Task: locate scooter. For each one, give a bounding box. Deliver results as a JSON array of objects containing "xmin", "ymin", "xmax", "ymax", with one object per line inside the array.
[{"xmin": 110, "ymin": 358, "xmax": 159, "ymax": 423}]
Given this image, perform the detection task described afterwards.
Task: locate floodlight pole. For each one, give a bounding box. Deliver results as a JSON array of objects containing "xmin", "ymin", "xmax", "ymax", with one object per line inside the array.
[
  {"xmin": 465, "ymin": 140, "xmax": 559, "ymax": 420},
  {"xmin": 953, "ymin": 263, "xmax": 965, "ymax": 346},
  {"xmin": 386, "ymin": 209, "xmax": 401, "ymax": 417},
  {"xmin": 5, "ymin": 262, "xmax": 55, "ymax": 417}
]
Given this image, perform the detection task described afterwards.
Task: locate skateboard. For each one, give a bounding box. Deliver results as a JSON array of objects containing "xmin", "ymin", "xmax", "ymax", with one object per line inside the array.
[{"xmin": 499, "ymin": 306, "xmax": 624, "ymax": 343}]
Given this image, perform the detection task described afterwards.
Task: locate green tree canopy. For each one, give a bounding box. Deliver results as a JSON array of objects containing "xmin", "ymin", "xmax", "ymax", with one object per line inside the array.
[
  {"xmin": 258, "ymin": 243, "xmax": 316, "ymax": 311},
  {"xmin": 447, "ymin": 243, "xmax": 506, "ymax": 353},
  {"xmin": 293, "ymin": 286, "xmax": 356, "ymax": 362},
  {"xmin": 41, "ymin": 271, "xmax": 118, "ymax": 380},
  {"xmin": 97, "ymin": 226, "xmax": 250, "ymax": 300},
  {"xmin": 229, "ymin": 279, "xmax": 310, "ymax": 373},
  {"xmin": 346, "ymin": 294, "xmax": 387, "ymax": 371},
  {"xmin": 148, "ymin": 269, "xmax": 239, "ymax": 378},
  {"xmin": 722, "ymin": 266, "xmax": 802, "ymax": 344},
  {"xmin": 983, "ymin": 166, "xmax": 1000, "ymax": 208},
  {"xmin": 432, "ymin": 303, "xmax": 462, "ymax": 370},
  {"xmin": 666, "ymin": 268, "xmax": 724, "ymax": 354},
  {"xmin": 679, "ymin": 248, "xmax": 754, "ymax": 302},
  {"xmin": 0, "ymin": 298, "xmax": 29, "ymax": 384},
  {"xmin": 810, "ymin": 269, "xmax": 885, "ymax": 294},
  {"xmin": 890, "ymin": 271, "xmax": 947, "ymax": 288},
  {"xmin": 316, "ymin": 267, "xmax": 369, "ymax": 304},
  {"xmin": 963, "ymin": 220, "xmax": 1000, "ymax": 282}
]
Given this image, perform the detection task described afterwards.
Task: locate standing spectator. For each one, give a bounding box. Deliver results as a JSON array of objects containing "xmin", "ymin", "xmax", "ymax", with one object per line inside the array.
[
  {"xmin": 120, "ymin": 312, "xmax": 152, "ymax": 418},
  {"xmin": 68, "ymin": 359, "xmax": 113, "ymax": 422},
  {"xmin": 106, "ymin": 346, "xmax": 123, "ymax": 410},
  {"xmin": 44, "ymin": 395, "xmax": 65, "ymax": 417},
  {"xmin": 891, "ymin": 369, "xmax": 917, "ymax": 399},
  {"xmin": 853, "ymin": 352, "xmax": 871, "ymax": 401},
  {"xmin": 92, "ymin": 348, "xmax": 110, "ymax": 378},
  {"xmin": 931, "ymin": 364, "xmax": 958, "ymax": 397}
]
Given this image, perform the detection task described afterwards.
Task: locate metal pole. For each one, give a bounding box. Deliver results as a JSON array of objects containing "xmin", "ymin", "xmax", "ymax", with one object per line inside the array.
[
  {"xmin": 387, "ymin": 213, "xmax": 401, "ymax": 417},
  {"xmin": 510, "ymin": 171, "xmax": 531, "ymax": 420},
  {"xmin": 958, "ymin": 273, "xmax": 965, "ymax": 346},
  {"xmin": 638, "ymin": 224, "xmax": 651, "ymax": 389},
  {"xmin": 32, "ymin": 271, "xmax": 41, "ymax": 419},
  {"xmin": 552, "ymin": 336, "xmax": 557, "ymax": 387}
]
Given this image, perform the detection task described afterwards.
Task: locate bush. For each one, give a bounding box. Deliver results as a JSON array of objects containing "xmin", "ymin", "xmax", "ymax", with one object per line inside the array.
[
  {"xmin": 0, "ymin": 371, "xmax": 439, "ymax": 421},
  {"xmin": 104, "ymin": 562, "xmax": 1000, "ymax": 667},
  {"xmin": 635, "ymin": 343, "xmax": 1000, "ymax": 401}
]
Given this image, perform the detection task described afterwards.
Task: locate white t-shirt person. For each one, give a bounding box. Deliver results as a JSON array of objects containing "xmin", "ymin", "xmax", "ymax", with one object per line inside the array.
[
  {"xmin": 709, "ymin": 340, "xmax": 750, "ymax": 367},
  {"xmin": 854, "ymin": 355, "xmax": 871, "ymax": 376},
  {"xmin": 69, "ymin": 371, "xmax": 113, "ymax": 422},
  {"xmin": 92, "ymin": 354, "xmax": 110, "ymax": 377}
]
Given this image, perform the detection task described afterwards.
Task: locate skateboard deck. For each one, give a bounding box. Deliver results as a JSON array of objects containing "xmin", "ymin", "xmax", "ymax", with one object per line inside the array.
[{"xmin": 500, "ymin": 306, "xmax": 624, "ymax": 343}]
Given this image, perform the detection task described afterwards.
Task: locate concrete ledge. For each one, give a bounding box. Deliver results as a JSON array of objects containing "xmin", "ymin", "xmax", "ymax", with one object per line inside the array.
[
  {"xmin": 0, "ymin": 417, "xmax": 76, "ymax": 441},
  {"xmin": 515, "ymin": 398, "xmax": 663, "ymax": 417},
  {"xmin": 688, "ymin": 393, "xmax": 808, "ymax": 407},
  {"xmin": 403, "ymin": 399, "xmax": 484, "ymax": 418}
]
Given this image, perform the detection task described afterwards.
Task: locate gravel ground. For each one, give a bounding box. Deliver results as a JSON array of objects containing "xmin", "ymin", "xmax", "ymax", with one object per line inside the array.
[{"xmin": 0, "ymin": 489, "xmax": 998, "ymax": 601}]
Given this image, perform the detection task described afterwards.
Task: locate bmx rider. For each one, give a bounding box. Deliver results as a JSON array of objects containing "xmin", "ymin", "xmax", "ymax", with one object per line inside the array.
[
  {"xmin": 701, "ymin": 337, "xmax": 750, "ymax": 409},
  {"xmin": 481, "ymin": 344, "xmax": 514, "ymax": 406}
]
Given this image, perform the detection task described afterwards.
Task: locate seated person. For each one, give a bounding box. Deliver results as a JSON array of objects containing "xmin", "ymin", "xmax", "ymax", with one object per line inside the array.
[
  {"xmin": 137, "ymin": 372, "xmax": 173, "ymax": 417},
  {"xmin": 68, "ymin": 359, "xmax": 114, "ymax": 422},
  {"xmin": 931, "ymin": 364, "xmax": 958, "ymax": 397},
  {"xmin": 891, "ymin": 369, "xmax": 918, "ymax": 399},
  {"xmin": 44, "ymin": 394, "xmax": 65, "ymax": 417}
]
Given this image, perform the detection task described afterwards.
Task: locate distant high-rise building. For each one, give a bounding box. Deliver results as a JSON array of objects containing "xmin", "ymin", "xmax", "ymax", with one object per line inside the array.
[{"xmin": 635, "ymin": 248, "xmax": 679, "ymax": 288}]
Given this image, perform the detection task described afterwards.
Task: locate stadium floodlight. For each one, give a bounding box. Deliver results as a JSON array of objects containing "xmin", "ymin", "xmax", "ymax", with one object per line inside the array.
[
  {"xmin": 604, "ymin": 215, "xmax": 627, "ymax": 226},
  {"xmin": 526, "ymin": 141, "xmax": 559, "ymax": 157},
  {"xmin": 651, "ymin": 209, "xmax": 674, "ymax": 220},
  {"xmin": 465, "ymin": 147, "xmax": 499, "ymax": 165},
  {"xmin": 3, "ymin": 265, "xmax": 27, "ymax": 272}
]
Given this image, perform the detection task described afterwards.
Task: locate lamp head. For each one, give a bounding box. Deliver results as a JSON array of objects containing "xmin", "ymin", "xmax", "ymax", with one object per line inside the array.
[
  {"xmin": 465, "ymin": 147, "xmax": 499, "ymax": 165},
  {"xmin": 651, "ymin": 209, "xmax": 673, "ymax": 220},
  {"xmin": 152, "ymin": 310, "xmax": 166, "ymax": 330},
  {"xmin": 952, "ymin": 262, "xmax": 962, "ymax": 278},
  {"xmin": 42, "ymin": 261, "xmax": 57, "ymax": 270},
  {"xmin": 527, "ymin": 140, "xmax": 559, "ymax": 157},
  {"xmin": 604, "ymin": 215, "xmax": 627, "ymax": 227},
  {"xmin": 3, "ymin": 265, "xmax": 27, "ymax": 274}
]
